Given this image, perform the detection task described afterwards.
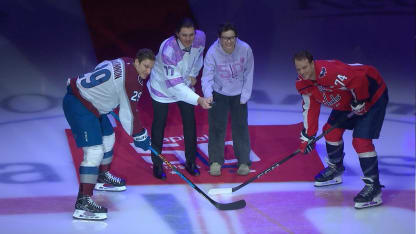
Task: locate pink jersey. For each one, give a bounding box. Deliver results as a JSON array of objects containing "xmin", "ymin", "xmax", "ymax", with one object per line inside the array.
[
  {"xmin": 148, "ymin": 30, "xmax": 205, "ymax": 105},
  {"xmin": 296, "ymin": 60, "xmax": 386, "ymax": 136}
]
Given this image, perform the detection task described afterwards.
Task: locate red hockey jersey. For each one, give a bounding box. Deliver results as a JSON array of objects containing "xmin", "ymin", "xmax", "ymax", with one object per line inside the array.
[{"xmin": 296, "ymin": 60, "xmax": 386, "ymax": 136}]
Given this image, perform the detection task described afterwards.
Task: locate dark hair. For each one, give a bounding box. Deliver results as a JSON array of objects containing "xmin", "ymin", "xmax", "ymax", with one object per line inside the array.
[
  {"xmin": 175, "ymin": 17, "xmax": 195, "ymax": 34},
  {"xmin": 135, "ymin": 48, "xmax": 155, "ymax": 63},
  {"xmin": 217, "ymin": 22, "xmax": 238, "ymax": 37},
  {"xmin": 293, "ymin": 50, "xmax": 314, "ymax": 63}
]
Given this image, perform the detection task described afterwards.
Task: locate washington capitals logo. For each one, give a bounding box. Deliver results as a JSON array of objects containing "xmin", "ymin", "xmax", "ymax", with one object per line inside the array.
[
  {"xmin": 319, "ymin": 67, "xmax": 327, "ymax": 78},
  {"xmin": 322, "ymin": 93, "xmax": 341, "ymax": 107}
]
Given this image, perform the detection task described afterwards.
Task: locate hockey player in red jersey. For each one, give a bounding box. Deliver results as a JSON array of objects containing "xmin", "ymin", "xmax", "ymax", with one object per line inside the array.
[
  {"xmin": 293, "ymin": 50, "xmax": 388, "ymax": 209},
  {"xmin": 63, "ymin": 48, "xmax": 155, "ymax": 220}
]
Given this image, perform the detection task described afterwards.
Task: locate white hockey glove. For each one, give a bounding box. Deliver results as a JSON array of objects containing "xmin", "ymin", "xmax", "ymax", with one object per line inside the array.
[{"xmin": 350, "ymin": 100, "xmax": 368, "ymax": 116}]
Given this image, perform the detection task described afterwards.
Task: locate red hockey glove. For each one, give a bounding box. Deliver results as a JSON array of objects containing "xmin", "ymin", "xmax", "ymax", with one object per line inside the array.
[
  {"xmin": 350, "ymin": 100, "xmax": 368, "ymax": 116},
  {"xmin": 299, "ymin": 129, "xmax": 315, "ymax": 154}
]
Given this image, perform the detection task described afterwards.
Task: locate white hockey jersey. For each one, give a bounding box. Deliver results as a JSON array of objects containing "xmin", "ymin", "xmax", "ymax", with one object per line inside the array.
[
  {"xmin": 147, "ymin": 30, "xmax": 205, "ymax": 105},
  {"xmin": 69, "ymin": 57, "xmax": 145, "ymax": 136}
]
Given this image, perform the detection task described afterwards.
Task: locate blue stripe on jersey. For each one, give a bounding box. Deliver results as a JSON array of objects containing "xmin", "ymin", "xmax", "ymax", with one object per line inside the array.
[
  {"xmin": 103, "ymin": 150, "xmax": 113, "ymax": 159},
  {"xmin": 79, "ymin": 166, "xmax": 99, "ymax": 175}
]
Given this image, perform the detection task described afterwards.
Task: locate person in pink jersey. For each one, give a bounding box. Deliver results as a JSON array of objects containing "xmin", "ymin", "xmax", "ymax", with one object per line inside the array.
[{"xmin": 147, "ymin": 18, "xmax": 212, "ymax": 180}]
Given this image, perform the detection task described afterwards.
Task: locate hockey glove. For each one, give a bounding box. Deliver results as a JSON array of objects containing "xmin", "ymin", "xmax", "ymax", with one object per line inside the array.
[
  {"xmin": 299, "ymin": 128, "xmax": 315, "ymax": 154},
  {"xmin": 350, "ymin": 100, "xmax": 368, "ymax": 116},
  {"xmin": 133, "ymin": 128, "xmax": 150, "ymax": 151}
]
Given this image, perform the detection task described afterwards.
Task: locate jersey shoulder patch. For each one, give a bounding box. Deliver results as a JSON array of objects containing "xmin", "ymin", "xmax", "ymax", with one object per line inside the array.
[
  {"xmin": 161, "ymin": 37, "xmax": 184, "ymax": 66},
  {"xmin": 192, "ymin": 30, "xmax": 206, "ymax": 49},
  {"xmin": 319, "ymin": 66, "xmax": 327, "ymax": 78}
]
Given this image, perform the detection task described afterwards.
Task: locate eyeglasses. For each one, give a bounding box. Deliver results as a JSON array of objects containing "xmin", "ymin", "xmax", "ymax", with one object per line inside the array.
[{"xmin": 220, "ymin": 36, "xmax": 236, "ymax": 42}]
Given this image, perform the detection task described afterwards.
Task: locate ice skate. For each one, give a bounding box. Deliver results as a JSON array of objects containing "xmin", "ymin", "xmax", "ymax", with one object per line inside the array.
[
  {"xmin": 354, "ymin": 177, "xmax": 383, "ymax": 209},
  {"xmin": 94, "ymin": 171, "xmax": 126, "ymax": 192},
  {"xmin": 314, "ymin": 162, "xmax": 345, "ymax": 187},
  {"xmin": 73, "ymin": 195, "xmax": 107, "ymax": 220}
]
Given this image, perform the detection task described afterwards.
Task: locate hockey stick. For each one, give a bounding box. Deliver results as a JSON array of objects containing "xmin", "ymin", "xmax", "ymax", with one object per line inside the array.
[
  {"xmin": 149, "ymin": 146, "xmax": 246, "ymax": 210},
  {"xmin": 108, "ymin": 111, "xmax": 246, "ymax": 210},
  {"xmin": 208, "ymin": 112, "xmax": 355, "ymax": 195}
]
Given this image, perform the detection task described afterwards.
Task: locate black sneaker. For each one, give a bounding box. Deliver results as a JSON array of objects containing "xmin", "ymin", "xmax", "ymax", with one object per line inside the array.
[
  {"xmin": 153, "ymin": 164, "xmax": 166, "ymax": 180},
  {"xmin": 354, "ymin": 177, "xmax": 383, "ymax": 209},
  {"xmin": 185, "ymin": 161, "xmax": 200, "ymax": 176},
  {"xmin": 314, "ymin": 162, "xmax": 345, "ymax": 187},
  {"xmin": 95, "ymin": 171, "xmax": 126, "ymax": 192},
  {"xmin": 73, "ymin": 195, "xmax": 107, "ymax": 220}
]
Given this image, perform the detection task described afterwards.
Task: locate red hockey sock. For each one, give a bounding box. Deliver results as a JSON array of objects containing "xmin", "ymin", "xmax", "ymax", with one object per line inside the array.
[{"xmin": 79, "ymin": 183, "xmax": 95, "ymax": 196}]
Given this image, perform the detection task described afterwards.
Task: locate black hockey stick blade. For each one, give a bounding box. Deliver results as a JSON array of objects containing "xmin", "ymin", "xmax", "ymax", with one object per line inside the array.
[
  {"xmin": 149, "ymin": 146, "xmax": 247, "ymax": 211},
  {"xmin": 109, "ymin": 112, "xmax": 247, "ymax": 210},
  {"xmin": 215, "ymin": 199, "xmax": 246, "ymax": 210}
]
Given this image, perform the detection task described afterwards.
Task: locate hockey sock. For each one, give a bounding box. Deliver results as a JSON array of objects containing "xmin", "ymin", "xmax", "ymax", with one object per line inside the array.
[
  {"xmin": 79, "ymin": 183, "xmax": 95, "ymax": 196},
  {"xmin": 99, "ymin": 164, "xmax": 111, "ymax": 174},
  {"xmin": 353, "ymin": 138, "xmax": 380, "ymax": 184},
  {"xmin": 359, "ymin": 156, "xmax": 380, "ymax": 184},
  {"xmin": 326, "ymin": 141, "xmax": 344, "ymax": 167}
]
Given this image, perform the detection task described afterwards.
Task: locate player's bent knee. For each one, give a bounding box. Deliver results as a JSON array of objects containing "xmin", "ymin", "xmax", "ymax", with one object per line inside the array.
[
  {"xmin": 82, "ymin": 145, "xmax": 104, "ymax": 167},
  {"xmin": 323, "ymin": 123, "xmax": 345, "ymax": 142},
  {"xmin": 102, "ymin": 133, "xmax": 115, "ymax": 152},
  {"xmin": 352, "ymin": 138, "xmax": 375, "ymax": 155}
]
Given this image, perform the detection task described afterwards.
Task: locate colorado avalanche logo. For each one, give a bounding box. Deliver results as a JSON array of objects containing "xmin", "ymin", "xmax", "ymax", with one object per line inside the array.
[{"xmin": 319, "ymin": 67, "xmax": 327, "ymax": 78}]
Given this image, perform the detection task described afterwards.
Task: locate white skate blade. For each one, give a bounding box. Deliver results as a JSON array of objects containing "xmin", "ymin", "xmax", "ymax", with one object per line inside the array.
[
  {"xmin": 73, "ymin": 209, "xmax": 107, "ymax": 221},
  {"xmin": 94, "ymin": 183, "xmax": 126, "ymax": 192},
  {"xmin": 354, "ymin": 193, "xmax": 383, "ymax": 209},
  {"xmin": 208, "ymin": 188, "xmax": 232, "ymax": 195},
  {"xmin": 314, "ymin": 176, "xmax": 343, "ymax": 187}
]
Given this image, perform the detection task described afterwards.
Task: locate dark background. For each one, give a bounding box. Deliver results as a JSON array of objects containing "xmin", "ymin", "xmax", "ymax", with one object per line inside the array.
[{"xmin": 0, "ymin": 0, "xmax": 414, "ymax": 113}]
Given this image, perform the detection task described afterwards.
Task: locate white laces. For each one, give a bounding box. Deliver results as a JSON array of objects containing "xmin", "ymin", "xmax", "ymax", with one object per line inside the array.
[
  {"xmin": 87, "ymin": 196, "xmax": 102, "ymax": 209},
  {"xmin": 105, "ymin": 171, "xmax": 121, "ymax": 184}
]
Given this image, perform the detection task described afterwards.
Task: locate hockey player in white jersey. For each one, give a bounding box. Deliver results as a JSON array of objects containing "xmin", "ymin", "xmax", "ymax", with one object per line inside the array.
[
  {"xmin": 147, "ymin": 18, "xmax": 212, "ymax": 179},
  {"xmin": 63, "ymin": 48, "xmax": 155, "ymax": 220}
]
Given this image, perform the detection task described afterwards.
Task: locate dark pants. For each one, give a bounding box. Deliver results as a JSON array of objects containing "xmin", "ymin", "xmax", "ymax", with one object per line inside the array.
[
  {"xmin": 151, "ymin": 99, "xmax": 196, "ymax": 166},
  {"xmin": 63, "ymin": 86, "xmax": 114, "ymax": 147},
  {"xmin": 208, "ymin": 92, "xmax": 251, "ymax": 166},
  {"xmin": 327, "ymin": 89, "xmax": 388, "ymax": 183},
  {"xmin": 327, "ymin": 89, "xmax": 389, "ymax": 139}
]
